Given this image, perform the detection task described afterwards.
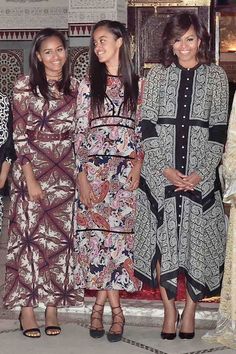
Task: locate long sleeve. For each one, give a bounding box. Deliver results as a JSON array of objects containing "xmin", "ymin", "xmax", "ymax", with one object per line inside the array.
[
  {"xmin": 0, "ymin": 95, "xmax": 16, "ymax": 168},
  {"xmin": 3, "ymin": 107, "xmax": 16, "ymax": 164},
  {"xmin": 196, "ymin": 66, "xmax": 229, "ymax": 180},
  {"xmin": 223, "ymin": 92, "xmax": 236, "ymax": 204},
  {"xmin": 141, "ymin": 65, "xmax": 168, "ymax": 173},
  {"xmin": 134, "ymin": 78, "xmax": 145, "ymax": 161},
  {"xmin": 75, "ymin": 78, "xmax": 91, "ymax": 173},
  {"xmin": 12, "ymin": 76, "xmax": 34, "ymax": 166}
]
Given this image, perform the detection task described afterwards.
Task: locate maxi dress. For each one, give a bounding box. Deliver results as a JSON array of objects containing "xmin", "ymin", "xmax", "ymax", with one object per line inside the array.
[
  {"xmin": 74, "ymin": 75, "xmax": 143, "ymax": 292},
  {"xmin": 134, "ymin": 62, "xmax": 229, "ymax": 302},
  {"xmin": 0, "ymin": 92, "xmax": 16, "ymax": 235},
  {"xmin": 4, "ymin": 76, "xmax": 83, "ymax": 308}
]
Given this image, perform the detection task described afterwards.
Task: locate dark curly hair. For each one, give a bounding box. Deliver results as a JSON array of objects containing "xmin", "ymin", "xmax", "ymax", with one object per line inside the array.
[{"xmin": 159, "ymin": 12, "xmax": 211, "ymax": 67}]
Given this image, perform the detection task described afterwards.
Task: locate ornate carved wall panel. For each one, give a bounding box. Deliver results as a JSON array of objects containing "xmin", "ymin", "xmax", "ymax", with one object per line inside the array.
[
  {"xmin": 0, "ymin": 50, "xmax": 23, "ymax": 99},
  {"xmin": 0, "ymin": 0, "xmax": 68, "ymax": 30},
  {"xmin": 68, "ymin": 0, "xmax": 127, "ymax": 26},
  {"xmin": 128, "ymin": 3, "xmax": 211, "ymax": 76}
]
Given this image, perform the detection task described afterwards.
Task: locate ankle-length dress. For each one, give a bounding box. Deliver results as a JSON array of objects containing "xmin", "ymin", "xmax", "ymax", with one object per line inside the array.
[
  {"xmin": 74, "ymin": 75, "xmax": 143, "ymax": 292},
  {"xmin": 4, "ymin": 76, "xmax": 83, "ymax": 308}
]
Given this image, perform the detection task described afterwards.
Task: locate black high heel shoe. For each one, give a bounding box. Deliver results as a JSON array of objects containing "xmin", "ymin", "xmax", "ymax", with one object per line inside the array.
[
  {"xmin": 107, "ymin": 306, "xmax": 125, "ymax": 342},
  {"xmin": 19, "ymin": 312, "xmax": 41, "ymax": 338},
  {"xmin": 161, "ymin": 311, "xmax": 180, "ymax": 340},
  {"xmin": 179, "ymin": 312, "xmax": 195, "ymax": 339},
  {"xmin": 45, "ymin": 307, "xmax": 61, "ymax": 336},
  {"xmin": 89, "ymin": 302, "xmax": 105, "ymax": 338}
]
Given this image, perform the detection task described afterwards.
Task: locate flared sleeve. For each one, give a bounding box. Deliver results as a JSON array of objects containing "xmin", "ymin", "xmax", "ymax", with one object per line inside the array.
[
  {"xmin": 140, "ymin": 64, "xmax": 168, "ymax": 173},
  {"xmin": 196, "ymin": 66, "xmax": 229, "ymax": 180}
]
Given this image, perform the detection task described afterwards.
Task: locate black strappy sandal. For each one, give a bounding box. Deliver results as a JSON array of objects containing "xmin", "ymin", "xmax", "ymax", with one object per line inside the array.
[
  {"xmin": 45, "ymin": 307, "xmax": 61, "ymax": 336},
  {"xmin": 19, "ymin": 312, "xmax": 41, "ymax": 338},
  {"xmin": 107, "ymin": 306, "xmax": 125, "ymax": 342},
  {"xmin": 90, "ymin": 302, "xmax": 105, "ymax": 338}
]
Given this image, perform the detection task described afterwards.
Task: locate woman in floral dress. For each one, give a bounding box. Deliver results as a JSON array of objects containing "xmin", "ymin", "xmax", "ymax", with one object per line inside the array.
[
  {"xmin": 75, "ymin": 20, "xmax": 143, "ymax": 342},
  {"xmin": 4, "ymin": 28, "xmax": 82, "ymax": 338}
]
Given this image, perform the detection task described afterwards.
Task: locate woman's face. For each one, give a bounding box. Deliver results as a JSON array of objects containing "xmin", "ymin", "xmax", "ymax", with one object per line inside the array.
[
  {"xmin": 172, "ymin": 26, "xmax": 201, "ymax": 68},
  {"xmin": 93, "ymin": 26, "xmax": 122, "ymax": 71},
  {"xmin": 36, "ymin": 35, "xmax": 67, "ymax": 80}
]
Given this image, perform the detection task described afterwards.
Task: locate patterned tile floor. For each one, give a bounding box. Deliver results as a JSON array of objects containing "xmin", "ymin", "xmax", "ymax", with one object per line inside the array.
[{"xmin": 0, "ymin": 198, "xmax": 234, "ymax": 354}]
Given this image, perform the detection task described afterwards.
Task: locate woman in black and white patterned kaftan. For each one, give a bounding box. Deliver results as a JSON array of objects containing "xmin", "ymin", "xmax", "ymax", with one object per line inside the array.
[{"xmin": 134, "ymin": 12, "xmax": 229, "ymax": 338}]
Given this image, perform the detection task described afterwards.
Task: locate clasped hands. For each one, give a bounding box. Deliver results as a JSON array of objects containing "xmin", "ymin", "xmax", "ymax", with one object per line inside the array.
[
  {"xmin": 163, "ymin": 167, "xmax": 201, "ymax": 192},
  {"xmin": 78, "ymin": 161, "xmax": 142, "ymax": 208}
]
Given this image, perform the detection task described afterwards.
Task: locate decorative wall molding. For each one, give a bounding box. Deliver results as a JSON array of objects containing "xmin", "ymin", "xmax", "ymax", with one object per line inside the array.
[
  {"xmin": 69, "ymin": 24, "xmax": 93, "ymax": 37},
  {"xmin": 128, "ymin": 0, "xmax": 211, "ymax": 6},
  {"xmin": 0, "ymin": 29, "xmax": 68, "ymax": 41}
]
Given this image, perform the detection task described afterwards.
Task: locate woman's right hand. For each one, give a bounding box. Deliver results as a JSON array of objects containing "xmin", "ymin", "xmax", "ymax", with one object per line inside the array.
[
  {"xmin": 163, "ymin": 167, "xmax": 193, "ymax": 191},
  {"xmin": 77, "ymin": 171, "xmax": 96, "ymax": 208},
  {"xmin": 27, "ymin": 179, "xmax": 45, "ymax": 202},
  {"xmin": 22, "ymin": 163, "xmax": 45, "ymax": 202}
]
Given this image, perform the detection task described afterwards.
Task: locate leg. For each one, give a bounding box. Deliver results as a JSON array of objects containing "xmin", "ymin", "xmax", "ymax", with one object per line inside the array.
[
  {"xmin": 157, "ymin": 262, "xmax": 178, "ymax": 339},
  {"xmin": 90, "ymin": 290, "xmax": 107, "ymax": 338},
  {"xmin": 107, "ymin": 290, "xmax": 125, "ymax": 342},
  {"xmin": 179, "ymin": 287, "xmax": 196, "ymax": 339},
  {"xmin": 19, "ymin": 306, "xmax": 41, "ymax": 338},
  {"xmin": 45, "ymin": 305, "xmax": 61, "ymax": 336}
]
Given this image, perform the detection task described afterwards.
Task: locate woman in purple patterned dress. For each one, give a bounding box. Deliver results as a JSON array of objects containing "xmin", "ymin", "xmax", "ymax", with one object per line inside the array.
[
  {"xmin": 75, "ymin": 20, "xmax": 143, "ymax": 342},
  {"xmin": 4, "ymin": 28, "xmax": 82, "ymax": 338}
]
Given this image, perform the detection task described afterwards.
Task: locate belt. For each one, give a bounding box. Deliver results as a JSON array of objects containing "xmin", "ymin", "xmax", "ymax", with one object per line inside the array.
[{"xmin": 26, "ymin": 130, "xmax": 71, "ymax": 141}]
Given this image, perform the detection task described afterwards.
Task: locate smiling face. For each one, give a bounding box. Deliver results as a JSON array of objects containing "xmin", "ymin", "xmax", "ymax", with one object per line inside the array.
[
  {"xmin": 36, "ymin": 35, "xmax": 67, "ymax": 80},
  {"xmin": 93, "ymin": 26, "xmax": 123, "ymax": 74},
  {"xmin": 172, "ymin": 25, "xmax": 201, "ymax": 68}
]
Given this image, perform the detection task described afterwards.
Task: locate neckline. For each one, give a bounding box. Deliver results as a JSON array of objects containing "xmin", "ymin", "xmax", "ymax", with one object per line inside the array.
[
  {"xmin": 107, "ymin": 74, "xmax": 121, "ymax": 78},
  {"xmin": 174, "ymin": 61, "xmax": 201, "ymax": 71}
]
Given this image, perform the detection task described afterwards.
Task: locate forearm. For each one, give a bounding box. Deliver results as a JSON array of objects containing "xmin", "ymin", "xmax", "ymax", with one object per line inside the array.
[
  {"xmin": 22, "ymin": 163, "xmax": 37, "ymax": 184},
  {"xmin": 0, "ymin": 161, "xmax": 11, "ymax": 185}
]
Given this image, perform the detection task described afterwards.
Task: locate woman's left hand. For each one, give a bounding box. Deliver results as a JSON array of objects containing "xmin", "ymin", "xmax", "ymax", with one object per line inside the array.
[
  {"xmin": 127, "ymin": 161, "xmax": 142, "ymax": 191},
  {"xmin": 175, "ymin": 172, "xmax": 202, "ymax": 191}
]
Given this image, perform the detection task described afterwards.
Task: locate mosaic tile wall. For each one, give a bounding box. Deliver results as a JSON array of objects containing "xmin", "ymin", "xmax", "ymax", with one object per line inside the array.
[
  {"xmin": 70, "ymin": 47, "xmax": 89, "ymax": 82},
  {"xmin": 0, "ymin": 49, "xmax": 24, "ymax": 99}
]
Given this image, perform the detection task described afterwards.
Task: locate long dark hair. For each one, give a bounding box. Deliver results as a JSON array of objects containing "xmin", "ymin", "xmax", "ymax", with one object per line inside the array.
[
  {"xmin": 89, "ymin": 20, "xmax": 139, "ymax": 115},
  {"xmin": 159, "ymin": 12, "xmax": 211, "ymax": 67},
  {"xmin": 29, "ymin": 27, "xmax": 71, "ymax": 100}
]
